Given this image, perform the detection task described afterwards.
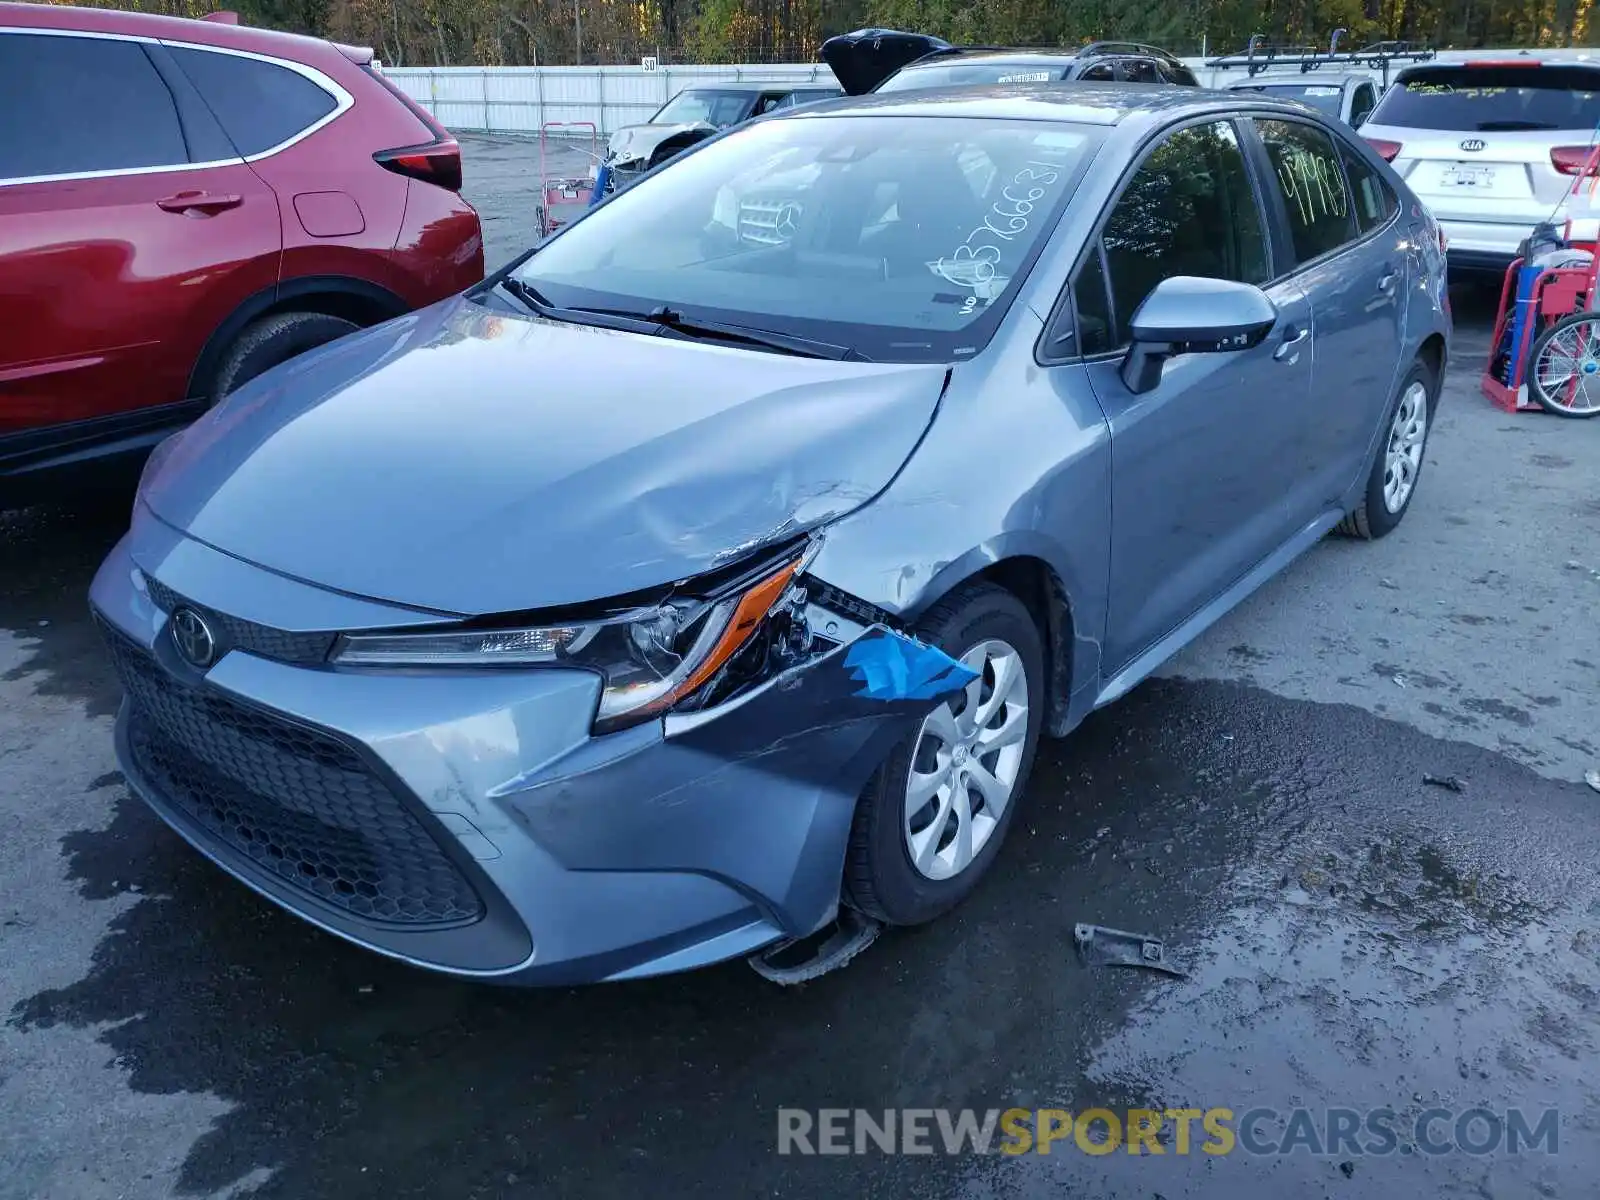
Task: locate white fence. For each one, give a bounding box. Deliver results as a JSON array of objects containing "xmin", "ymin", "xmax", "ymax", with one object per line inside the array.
[
  {"xmin": 385, "ymin": 63, "xmax": 836, "ymax": 137},
  {"xmin": 384, "ymin": 48, "xmax": 1600, "ymax": 137}
]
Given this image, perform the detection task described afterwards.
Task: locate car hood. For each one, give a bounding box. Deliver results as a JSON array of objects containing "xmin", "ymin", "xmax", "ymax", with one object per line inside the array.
[
  {"xmin": 141, "ymin": 296, "xmax": 949, "ymax": 616},
  {"xmin": 819, "ymin": 28, "xmax": 952, "ymax": 95},
  {"xmin": 606, "ymin": 121, "xmax": 714, "ymax": 163}
]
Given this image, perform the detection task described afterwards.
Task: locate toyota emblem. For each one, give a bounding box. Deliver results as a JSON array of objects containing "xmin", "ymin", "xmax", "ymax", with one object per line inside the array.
[
  {"xmin": 170, "ymin": 608, "xmax": 217, "ymax": 668},
  {"xmin": 1459, "ymin": 138, "xmax": 1486, "ymax": 152}
]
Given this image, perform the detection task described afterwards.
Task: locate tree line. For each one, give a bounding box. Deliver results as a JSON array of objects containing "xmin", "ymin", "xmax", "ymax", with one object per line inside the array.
[{"xmin": 38, "ymin": 0, "xmax": 1595, "ymax": 68}]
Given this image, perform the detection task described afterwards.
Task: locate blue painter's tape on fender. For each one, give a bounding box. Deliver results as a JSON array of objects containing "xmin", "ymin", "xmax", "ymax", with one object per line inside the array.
[{"xmin": 843, "ymin": 627, "xmax": 978, "ymax": 702}]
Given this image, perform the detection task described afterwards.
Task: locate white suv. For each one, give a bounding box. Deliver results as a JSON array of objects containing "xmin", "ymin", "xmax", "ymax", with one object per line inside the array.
[{"xmin": 1359, "ymin": 57, "xmax": 1600, "ymax": 273}]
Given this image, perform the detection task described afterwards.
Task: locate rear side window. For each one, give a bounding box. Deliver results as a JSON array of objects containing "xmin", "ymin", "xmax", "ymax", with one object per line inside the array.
[
  {"xmin": 1255, "ymin": 119, "xmax": 1358, "ymax": 264},
  {"xmin": 1340, "ymin": 142, "xmax": 1398, "ymax": 232},
  {"xmin": 1369, "ymin": 65, "xmax": 1600, "ymax": 131},
  {"xmin": 1078, "ymin": 63, "xmax": 1116, "ymax": 82},
  {"xmin": 1351, "ymin": 82, "xmax": 1378, "ymax": 125},
  {"xmin": 169, "ymin": 46, "xmax": 338, "ymax": 156},
  {"xmin": 0, "ymin": 32, "xmax": 186, "ymax": 179},
  {"xmin": 1119, "ymin": 59, "xmax": 1163, "ymax": 84}
]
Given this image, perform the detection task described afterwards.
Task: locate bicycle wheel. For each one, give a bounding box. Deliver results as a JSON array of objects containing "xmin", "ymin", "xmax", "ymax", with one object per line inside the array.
[{"xmin": 1528, "ymin": 312, "xmax": 1600, "ymax": 418}]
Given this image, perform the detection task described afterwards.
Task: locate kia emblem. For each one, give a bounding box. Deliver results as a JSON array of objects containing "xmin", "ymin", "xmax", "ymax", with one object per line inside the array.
[
  {"xmin": 1459, "ymin": 138, "xmax": 1486, "ymax": 152},
  {"xmin": 170, "ymin": 607, "xmax": 217, "ymax": 668}
]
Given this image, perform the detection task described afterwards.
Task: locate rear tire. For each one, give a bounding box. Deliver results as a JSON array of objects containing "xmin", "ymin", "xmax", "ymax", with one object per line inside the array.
[
  {"xmin": 1336, "ymin": 358, "xmax": 1436, "ymax": 540},
  {"xmin": 844, "ymin": 584, "xmax": 1045, "ymax": 926},
  {"xmin": 208, "ymin": 312, "xmax": 360, "ymax": 402}
]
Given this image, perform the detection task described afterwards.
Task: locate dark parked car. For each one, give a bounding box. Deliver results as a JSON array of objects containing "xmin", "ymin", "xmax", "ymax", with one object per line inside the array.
[
  {"xmin": 820, "ymin": 27, "xmax": 1200, "ymax": 95},
  {"xmin": 598, "ymin": 81, "xmax": 843, "ymax": 192},
  {"xmin": 93, "ymin": 85, "xmax": 1448, "ymax": 986},
  {"xmin": 0, "ymin": 3, "xmax": 484, "ymax": 509}
]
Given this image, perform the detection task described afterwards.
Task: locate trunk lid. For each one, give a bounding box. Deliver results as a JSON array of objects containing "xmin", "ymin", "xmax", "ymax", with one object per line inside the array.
[
  {"xmin": 1364, "ymin": 62, "xmax": 1600, "ymax": 224},
  {"xmin": 819, "ymin": 28, "xmax": 953, "ymax": 95}
]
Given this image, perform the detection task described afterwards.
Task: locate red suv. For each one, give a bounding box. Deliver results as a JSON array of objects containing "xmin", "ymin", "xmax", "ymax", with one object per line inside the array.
[{"xmin": 0, "ymin": 4, "xmax": 485, "ymax": 508}]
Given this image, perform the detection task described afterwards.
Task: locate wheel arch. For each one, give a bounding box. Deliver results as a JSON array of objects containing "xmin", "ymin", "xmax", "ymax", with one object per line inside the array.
[
  {"xmin": 1417, "ymin": 331, "xmax": 1447, "ymax": 397},
  {"xmin": 843, "ymin": 532, "xmax": 1095, "ymax": 740},
  {"xmin": 186, "ymin": 276, "xmax": 410, "ymax": 401}
]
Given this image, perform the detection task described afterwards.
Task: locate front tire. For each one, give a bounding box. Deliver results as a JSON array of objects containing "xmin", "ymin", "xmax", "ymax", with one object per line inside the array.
[
  {"xmin": 1336, "ymin": 358, "xmax": 1436, "ymax": 540},
  {"xmin": 844, "ymin": 584, "xmax": 1045, "ymax": 926}
]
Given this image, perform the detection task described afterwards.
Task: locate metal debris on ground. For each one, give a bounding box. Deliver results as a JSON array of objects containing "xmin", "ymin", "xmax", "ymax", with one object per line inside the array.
[
  {"xmin": 1073, "ymin": 923, "xmax": 1188, "ymax": 979},
  {"xmin": 1422, "ymin": 773, "xmax": 1467, "ymax": 793},
  {"xmin": 1586, "ymin": 769, "xmax": 1600, "ymax": 794},
  {"xmin": 749, "ymin": 907, "xmax": 882, "ymax": 986}
]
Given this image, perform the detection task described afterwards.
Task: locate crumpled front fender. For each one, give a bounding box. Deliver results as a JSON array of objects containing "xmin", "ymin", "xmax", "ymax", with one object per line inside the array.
[{"xmin": 496, "ymin": 626, "xmax": 976, "ymax": 936}]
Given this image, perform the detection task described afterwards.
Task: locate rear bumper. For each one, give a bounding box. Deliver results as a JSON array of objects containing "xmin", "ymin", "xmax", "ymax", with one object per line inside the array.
[
  {"xmin": 89, "ymin": 511, "xmax": 943, "ymax": 984},
  {"xmin": 1447, "ymin": 247, "xmax": 1517, "ymax": 276},
  {"xmin": 1436, "ymin": 216, "xmax": 1535, "ymax": 270}
]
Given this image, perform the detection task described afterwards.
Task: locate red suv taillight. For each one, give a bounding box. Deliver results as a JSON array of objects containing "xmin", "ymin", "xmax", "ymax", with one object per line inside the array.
[
  {"xmin": 375, "ymin": 139, "xmax": 463, "ymax": 192},
  {"xmin": 1363, "ymin": 137, "xmax": 1402, "ymax": 162},
  {"xmin": 1551, "ymin": 146, "xmax": 1600, "ymax": 176}
]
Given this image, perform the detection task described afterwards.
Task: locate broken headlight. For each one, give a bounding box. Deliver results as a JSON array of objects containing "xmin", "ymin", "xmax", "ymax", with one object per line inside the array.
[{"xmin": 332, "ymin": 545, "xmax": 818, "ymax": 733}]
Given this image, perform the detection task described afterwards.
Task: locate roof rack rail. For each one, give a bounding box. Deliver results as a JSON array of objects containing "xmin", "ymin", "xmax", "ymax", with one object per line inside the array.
[
  {"xmin": 1079, "ymin": 40, "xmax": 1185, "ymax": 66},
  {"xmin": 1206, "ymin": 29, "xmax": 1435, "ymax": 85}
]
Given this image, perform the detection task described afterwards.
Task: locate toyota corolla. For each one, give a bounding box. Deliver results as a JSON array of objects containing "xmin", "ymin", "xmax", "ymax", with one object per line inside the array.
[{"xmin": 92, "ymin": 86, "xmax": 1450, "ymax": 984}]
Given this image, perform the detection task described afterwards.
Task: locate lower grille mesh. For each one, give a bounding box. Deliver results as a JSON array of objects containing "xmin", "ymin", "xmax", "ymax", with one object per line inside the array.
[{"xmin": 105, "ymin": 626, "xmax": 483, "ymax": 927}]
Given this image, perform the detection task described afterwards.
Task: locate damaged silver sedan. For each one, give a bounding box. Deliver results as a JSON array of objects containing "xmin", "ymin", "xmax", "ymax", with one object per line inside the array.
[{"xmin": 91, "ymin": 85, "xmax": 1449, "ymax": 983}]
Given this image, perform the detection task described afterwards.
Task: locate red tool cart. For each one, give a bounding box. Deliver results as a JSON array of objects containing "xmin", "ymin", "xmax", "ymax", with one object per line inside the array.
[
  {"xmin": 1481, "ymin": 142, "xmax": 1600, "ymax": 418},
  {"xmin": 534, "ymin": 121, "xmax": 600, "ymax": 239}
]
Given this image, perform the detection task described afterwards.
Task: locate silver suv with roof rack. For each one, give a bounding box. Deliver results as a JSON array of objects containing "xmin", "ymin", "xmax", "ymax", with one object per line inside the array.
[
  {"xmin": 1207, "ymin": 31, "xmax": 1436, "ymax": 127},
  {"xmin": 820, "ymin": 28, "xmax": 1199, "ymax": 96}
]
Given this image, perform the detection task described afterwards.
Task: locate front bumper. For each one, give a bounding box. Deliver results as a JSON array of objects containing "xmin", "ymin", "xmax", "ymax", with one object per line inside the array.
[{"xmin": 90, "ymin": 513, "xmax": 949, "ymax": 984}]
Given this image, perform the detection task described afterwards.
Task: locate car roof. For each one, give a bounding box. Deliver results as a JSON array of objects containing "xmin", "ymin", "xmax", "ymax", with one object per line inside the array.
[
  {"xmin": 1394, "ymin": 56, "xmax": 1600, "ymax": 81},
  {"xmin": 899, "ymin": 50, "xmax": 1082, "ymax": 69},
  {"xmin": 785, "ymin": 83, "xmax": 1284, "ymax": 127},
  {"xmin": 0, "ymin": 0, "xmax": 353, "ymax": 63},
  {"xmin": 678, "ymin": 81, "xmax": 835, "ymax": 94}
]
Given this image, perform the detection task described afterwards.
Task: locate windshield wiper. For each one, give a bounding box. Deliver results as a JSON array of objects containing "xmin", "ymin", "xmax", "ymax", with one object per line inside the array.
[
  {"xmin": 567, "ymin": 303, "xmax": 865, "ymax": 361},
  {"xmin": 498, "ymin": 275, "xmax": 555, "ymax": 314}
]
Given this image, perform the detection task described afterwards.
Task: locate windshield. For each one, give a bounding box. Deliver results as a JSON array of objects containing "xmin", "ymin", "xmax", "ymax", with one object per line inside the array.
[
  {"xmin": 876, "ymin": 61, "xmax": 1071, "ymax": 93},
  {"xmin": 1236, "ymin": 82, "xmax": 1344, "ymax": 116},
  {"xmin": 651, "ymin": 89, "xmax": 753, "ymax": 127},
  {"xmin": 512, "ymin": 114, "xmax": 1101, "ymax": 363},
  {"xmin": 1369, "ymin": 66, "xmax": 1600, "ymax": 131}
]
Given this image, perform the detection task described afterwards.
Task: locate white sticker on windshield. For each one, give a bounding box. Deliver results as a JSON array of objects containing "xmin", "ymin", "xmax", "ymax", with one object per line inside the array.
[
  {"xmin": 998, "ymin": 71, "xmax": 1053, "ymax": 83},
  {"xmin": 1305, "ymin": 85, "xmax": 1342, "ymax": 96}
]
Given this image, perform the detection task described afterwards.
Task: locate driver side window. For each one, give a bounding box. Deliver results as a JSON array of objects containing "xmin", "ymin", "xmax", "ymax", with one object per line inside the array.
[{"xmin": 1069, "ymin": 120, "xmax": 1270, "ymax": 356}]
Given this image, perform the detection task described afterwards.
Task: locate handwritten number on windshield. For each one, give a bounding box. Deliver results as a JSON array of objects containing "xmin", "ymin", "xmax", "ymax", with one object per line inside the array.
[{"xmin": 931, "ymin": 156, "xmax": 1071, "ymax": 294}]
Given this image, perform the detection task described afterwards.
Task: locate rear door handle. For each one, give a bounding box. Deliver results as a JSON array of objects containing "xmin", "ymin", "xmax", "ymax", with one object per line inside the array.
[
  {"xmin": 1273, "ymin": 326, "xmax": 1311, "ymax": 362},
  {"xmin": 156, "ymin": 191, "xmax": 243, "ymax": 214},
  {"xmin": 1376, "ymin": 268, "xmax": 1399, "ymax": 292}
]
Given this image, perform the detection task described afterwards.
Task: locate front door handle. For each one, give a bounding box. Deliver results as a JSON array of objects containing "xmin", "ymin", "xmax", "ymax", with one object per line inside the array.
[
  {"xmin": 1376, "ymin": 268, "xmax": 1399, "ymax": 293},
  {"xmin": 1273, "ymin": 326, "xmax": 1311, "ymax": 362},
  {"xmin": 156, "ymin": 191, "xmax": 243, "ymax": 214}
]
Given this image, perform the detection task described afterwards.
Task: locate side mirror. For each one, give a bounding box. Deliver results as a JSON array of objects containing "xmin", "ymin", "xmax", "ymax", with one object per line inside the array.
[{"xmin": 1120, "ymin": 276, "xmax": 1278, "ymax": 394}]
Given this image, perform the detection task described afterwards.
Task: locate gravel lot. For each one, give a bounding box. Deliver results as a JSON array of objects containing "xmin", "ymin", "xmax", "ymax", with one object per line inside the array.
[{"xmin": 3, "ymin": 134, "xmax": 1599, "ymax": 1200}]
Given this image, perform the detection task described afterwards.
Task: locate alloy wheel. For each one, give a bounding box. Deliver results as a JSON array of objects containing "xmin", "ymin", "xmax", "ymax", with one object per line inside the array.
[
  {"xmin": 903, "ymin": 638, "xmax": 1030, "ymax": 881},
  {"xmin": 1383, "ymin": 380, "xmax": 1428, "ymax": 514}
]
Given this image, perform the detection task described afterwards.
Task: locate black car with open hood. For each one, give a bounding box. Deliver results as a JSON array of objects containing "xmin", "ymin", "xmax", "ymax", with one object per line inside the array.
[{"xmin": 819, "ymin": 28, "xmax": 1201, "ymax": 95}]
